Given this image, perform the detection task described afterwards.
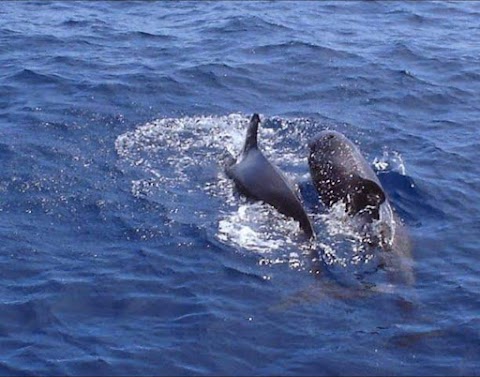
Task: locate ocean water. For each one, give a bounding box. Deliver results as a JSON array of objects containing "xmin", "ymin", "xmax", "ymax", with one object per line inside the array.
[{"xmin": 0, "ymin": 1, "xmax": 479, "ymax": 375}]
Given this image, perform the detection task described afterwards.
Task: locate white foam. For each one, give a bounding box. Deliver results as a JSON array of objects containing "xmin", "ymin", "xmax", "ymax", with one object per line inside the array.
[
  {"xmin": 115, "ymin": 113, "xmax": 315, "ymax": 270},
  {"xmin": 216, "ymin": 200, "xmax": 312, "ymax": 270},
  {"xmin": 316, "ymin": 201, "xmax": 388, "ymax": 267}
]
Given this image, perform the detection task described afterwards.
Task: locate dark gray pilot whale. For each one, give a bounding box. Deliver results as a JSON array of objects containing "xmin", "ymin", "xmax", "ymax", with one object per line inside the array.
[
  {"xmin": 308, "ymin": 130, "xmax": 415, "ymax": 287},
  {"xmin": 308, "ymin": 130, "xmax": 393, "ymax": 246},
  {"xmin": 226, "ymin": 114, "xmax": 315, "ymax": 239}
]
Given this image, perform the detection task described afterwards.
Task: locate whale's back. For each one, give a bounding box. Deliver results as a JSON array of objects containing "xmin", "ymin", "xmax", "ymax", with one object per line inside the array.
[{"xmin": 228, "ymin": 147, "xmax": 315, "ymax": 238}]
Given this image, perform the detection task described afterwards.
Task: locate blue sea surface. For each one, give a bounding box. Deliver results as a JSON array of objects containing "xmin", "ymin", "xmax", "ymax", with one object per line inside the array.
[{"xmin": 0, "ymin": 1, "xmax": 479, "ymax": 375}]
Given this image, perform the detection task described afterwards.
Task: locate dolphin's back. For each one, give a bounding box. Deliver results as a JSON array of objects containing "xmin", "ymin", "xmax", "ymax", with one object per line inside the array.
[{"xmin": 227, "ymin": 148, "xmax": 315, "ymax": 238}]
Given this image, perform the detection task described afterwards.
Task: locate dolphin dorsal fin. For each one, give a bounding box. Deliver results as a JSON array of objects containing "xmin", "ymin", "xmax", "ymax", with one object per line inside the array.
[{"xmin": 242, "ymin": 113, "xmax": 261, "ymax": 153}]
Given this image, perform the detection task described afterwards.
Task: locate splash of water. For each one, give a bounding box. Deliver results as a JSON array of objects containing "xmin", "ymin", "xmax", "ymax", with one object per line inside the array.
[
  {"xmin": 373, "ymin": 148, "xmax": 406, "ymax": 175},
  {"xmin": 115, "ymin": 113, "xmax": 403, "ymax": 275},
  {"xmin": 115, "ymin": 113, "xmax": 314, "ymax": 270}
]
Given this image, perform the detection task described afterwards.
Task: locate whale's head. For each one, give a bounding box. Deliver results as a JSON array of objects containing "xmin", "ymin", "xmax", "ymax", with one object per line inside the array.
[
  {"xmin": 308, "ymin": 130, "xmax": 386, "ymax": 218},
  {"xmin": 308, "ymin": 130, "xmax": 350, "ymax": 157}
]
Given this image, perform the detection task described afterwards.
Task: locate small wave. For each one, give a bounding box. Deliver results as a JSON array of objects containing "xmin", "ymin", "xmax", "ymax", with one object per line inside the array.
[
  {"xmin": 0, "ymin": 28, "xmax": 21, "ymax": 37},
  {"xmin": 450, "ymin": 70, "xmax": 480, "ymax": 83},
  {"xmin": 61, "ymin": 19, "xmax": 94, "ymax": 27},
  {"xmin": 115, "ymin": 30, "xmax": 177, "ymax": 42},
  {"xmin": 174, "ymin": 62, "xmax": 257, "ymax": 92},
  {"xmin": 7, "ymin": 68, "xmax": 66, "ymax": 86},
  {"xmin": 206, "ymin": 14, "xmax": 292, "ymax": 35},
  {"xmin": 252, "ymin": 40, "xmax": 359, "ymax": 61},
  {"xmin": 382, "ymin": 41, "xmax": 423, "ymax": 62},
  {"xmin": 386, "ymin": 7, "xmax": 429, "ymax": 24}
]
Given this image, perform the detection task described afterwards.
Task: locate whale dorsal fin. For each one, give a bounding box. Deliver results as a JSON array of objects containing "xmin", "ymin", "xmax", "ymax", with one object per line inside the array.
[
  {"xmin": 242, "ymin": 113, "xmax": 261, "ymax": 154},
  {"xmin": 346, "ymin": 175, "xmax": 386, "ymax": 216}
]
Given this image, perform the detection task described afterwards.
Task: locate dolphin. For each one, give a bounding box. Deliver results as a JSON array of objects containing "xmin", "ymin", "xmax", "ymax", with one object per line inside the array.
[{"xmin": 226, "ymin": 114, "xmax": 315, "ymax": 238}]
